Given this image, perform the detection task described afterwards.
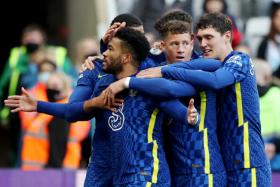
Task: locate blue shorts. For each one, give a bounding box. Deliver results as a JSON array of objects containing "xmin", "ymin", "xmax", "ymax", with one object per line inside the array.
[
  {"xmin": 171, "ymin": 172, "xmax": 227, "ymax": 187},
  {"xmin": 227, "ymin": 164, "xmax": 271, "ymax": 187},
  {"xmin": 83, "ymin": 162, "xmax": 113, "ymax": 187}
]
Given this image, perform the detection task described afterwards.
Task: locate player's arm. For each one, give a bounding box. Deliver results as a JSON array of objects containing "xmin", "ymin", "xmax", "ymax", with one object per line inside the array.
[
  {"xmin": 168, "ymin": 58, "xmax": 222, "ymax": 71},
  {"xmin": 5, "ymin": 70, "xmax": 97, "ymax": 121},
  {"xmin": 38, "ymin": 69, "xmax": 97, "ymax": 121},
  {"xmin": 162, "ymin": 54, "xmax": 249, "ymax": 90},
  {"xmin": 102, "ymin": 77, "xmax": 197, "ymax": 107},
  {"xmin": 4, "ymin": 86, "xmax": 95, "ymax": 122},
  {"xmin": 128, "ymin": 77, "xmax": 197, "ymax": 98},
  {"xmin": 136, "ymin": 58, "xmax": 222, "ymax": 79},
  {"xmin": 158, "ymin": 98, "xmax": 200, "ymax": 126},
  {"xmin": 161, "ymin": 67, "xmax": 235, "ymax": 90}
]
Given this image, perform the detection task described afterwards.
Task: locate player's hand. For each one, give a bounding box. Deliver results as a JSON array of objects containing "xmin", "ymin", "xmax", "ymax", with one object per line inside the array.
[
  {"xmin": 79, "ymin": 56, "xmax": 103, "ymax": 73},
  {"xmin": 136, "ymin": 67, "xmax": 163, "ymax": 78},
  {"xmin": 103, "ymin": 79, "xmax": 126, "ymax": 107},
  {"xmin": 151, "ymin": 41, "xmax": 162, "ymax": 49},
  {"xmin": 100, "ymin": 90, "xmax": 124, "ymax": 112},
  {"xmin": 85, "ymin": 91, "xmax": 123, "ymax": 113},
  {"xmin": 102, "ymin": 22, "xmax": 126, "ymax": 44},
  {"xmin": 4, "ymin": 87, "xmax": 37, "ymax": 113},
  {"xmin": 187, "ymin": 98, "xmax": 199, "ymax": 126}
]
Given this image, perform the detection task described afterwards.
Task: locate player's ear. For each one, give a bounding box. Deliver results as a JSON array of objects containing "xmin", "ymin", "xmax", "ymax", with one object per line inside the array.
[
  {"xmin": 224, "ymin": 31, "xmax": 232, "ymax": 43},
  {"xmin": 160, "ymin": 40, "xmax": 166, "ymax": 51},
  {"xmin": 122, "ymin": 53, "xmax": 131, "ymax": 64}
]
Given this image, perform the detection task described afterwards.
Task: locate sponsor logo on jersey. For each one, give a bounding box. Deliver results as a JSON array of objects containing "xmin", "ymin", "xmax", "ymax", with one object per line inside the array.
[{"xmin": 108, "ymin": 105, "xmax": 125, "ymax": 131}]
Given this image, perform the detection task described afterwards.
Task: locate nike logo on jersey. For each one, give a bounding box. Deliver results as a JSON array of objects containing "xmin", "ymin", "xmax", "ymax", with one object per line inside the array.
[
  {"xmin": 97, "ymin": 74, "xmax": 108, "ymax": 79},
  {"xmin": 226, "ymin": 55, "xmax": 242, "ymax": 67}
]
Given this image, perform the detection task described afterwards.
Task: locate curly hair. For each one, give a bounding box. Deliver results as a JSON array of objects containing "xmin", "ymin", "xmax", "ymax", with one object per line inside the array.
[
  {"xmin": 196, "ymin": 12, "xmax": 232, "ymax": 34},
  {"xmin": 114, "ymin": 28, "xmax": 150, "ymax": 63},
  {"xmin": 154, "ymin": 9, "xmax": 192, "ymax": 33}
]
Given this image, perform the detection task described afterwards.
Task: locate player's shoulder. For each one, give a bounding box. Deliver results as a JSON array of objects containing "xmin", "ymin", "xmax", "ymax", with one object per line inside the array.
[
  {"xmin": 139, "ymin": 57, "xmax": 160, "ymax": 70},
  {"xmin": 225, "ymin": 51, "xmax": 251, "ymax": 67}
]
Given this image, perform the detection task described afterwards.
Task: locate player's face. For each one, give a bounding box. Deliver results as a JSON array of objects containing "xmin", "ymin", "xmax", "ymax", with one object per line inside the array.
[
  {"xmin": 162, "ymin": 33, "xmax": 194, "ymax": 64},
  {"xmin": 102, "ymin": 37, "xmax": 123, "ymax": 74},
  {"xmin": 196, "ymin": 27, "xmax": 230, "ymax": 60}
]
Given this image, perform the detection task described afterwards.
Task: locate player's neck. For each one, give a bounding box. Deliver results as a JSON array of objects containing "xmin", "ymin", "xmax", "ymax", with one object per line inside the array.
[
  {"xmin": 220, "ymin": 46, "xmax": 233, "ymax": 62},
  {"xmin": 116, "ymin": 64, "xmax": 138, "ymax": 80}
]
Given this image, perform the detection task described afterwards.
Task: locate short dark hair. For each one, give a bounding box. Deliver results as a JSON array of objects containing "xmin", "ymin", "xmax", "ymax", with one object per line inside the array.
[
  {"xmin": 154, "ymin": 9, "xmax": 192, "ymax": 33},
  {"xmin": 114, "ymin": 28, "xmax": 150, "ymax": 63},
  {"xmin": 158, "ymin": 20, "xmax": 192, "ymax": 38},
  {"xmin": 196, "ymin": 13, "xmax": 232, "ymax": 35},
  {"xmin": 110, "ymin": 13, "xmax": 143, "ymax": 27}
]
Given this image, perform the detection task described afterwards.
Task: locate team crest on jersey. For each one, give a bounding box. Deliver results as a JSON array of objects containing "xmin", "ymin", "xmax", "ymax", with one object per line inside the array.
[
  {"xmin": 78, "ymin": 73, "xmax": 83, "ymax": 79},
  {"xmin": 226, "ymin": 55, "xmax": 242, "ymax": 67},
  {"xmin": 108, "ymin": 104, "xmax": 125, "ymax": 131}
]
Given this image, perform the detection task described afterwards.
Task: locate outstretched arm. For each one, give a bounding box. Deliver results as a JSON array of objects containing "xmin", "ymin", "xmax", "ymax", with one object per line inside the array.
[{"xmin": 4, "ymin": 87, "xmax": 95, "ymax": 122}]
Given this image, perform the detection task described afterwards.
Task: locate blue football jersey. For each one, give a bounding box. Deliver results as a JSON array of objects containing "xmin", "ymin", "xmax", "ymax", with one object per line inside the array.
[
  {"xmin": 92, "ymin": 74, "xmax": 170, "ymax": 186},
  {"xmin": 166, "ymin": 90, "xmax": 225, "ymax": 175},
  {"xmin": 218, "ymin": 51, "xmax": 267, "ymax": 171}
]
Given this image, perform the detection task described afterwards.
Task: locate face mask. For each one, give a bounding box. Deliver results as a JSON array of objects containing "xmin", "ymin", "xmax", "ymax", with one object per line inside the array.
[
  {"xmin": 46, "ymin": 88, "xmax": 61, "ymax": 102},
  {"xmin": 38, "ymin": 72, "xmax": 51, "ymax": 83},
  {"xmin": 25, "ymin": 43, "xmax": 40, "ymax": 54}
]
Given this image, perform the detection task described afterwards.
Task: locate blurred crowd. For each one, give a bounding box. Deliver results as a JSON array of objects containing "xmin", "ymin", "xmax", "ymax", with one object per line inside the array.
[{"xmin": 1, "ymin": 0, "xmax": 280, "ymax": 171}]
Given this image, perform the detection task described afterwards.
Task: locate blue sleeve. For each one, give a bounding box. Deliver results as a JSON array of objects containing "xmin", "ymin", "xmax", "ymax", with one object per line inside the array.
[
  {"xmin": 222, "ymin": 54, "xmax": 251, "ymax": 82},
  {"xmin": 68, "ymin": 85, "xmax": 94, "ymax": 103},
  {"xmin": 162, "ymin": 67, "xmax": 235, "ymax": 90},
  {"xmin": 100, "ymin": 39, "xmax": 107, "ymax": 54},
  {"xmin": 37, "ymin": 101, "xmax": 93, "ymax": 122},
  {"xmin": 65, "ymin": 102, "xmax": 93, "ymax": 122},
  {"xmin": 159, "ymin": 100, "xmax": 200, "ymax": 126},
  {"xmin": 168, "ymin": 58, "xmax": 222, "ymax": 71},
  {"xmin": 129, "ymin": 77, "xmax": 197, "ymax": 98},
  {"xmin": 37, "ymin": 101, "xmax": 67, "ymax": 118}
]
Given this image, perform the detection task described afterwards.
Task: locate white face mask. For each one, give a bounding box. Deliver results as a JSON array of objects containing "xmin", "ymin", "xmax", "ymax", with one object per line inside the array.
[{"xmin": 38, "ymin": 72, "xmax": 51, "ymax": 83}]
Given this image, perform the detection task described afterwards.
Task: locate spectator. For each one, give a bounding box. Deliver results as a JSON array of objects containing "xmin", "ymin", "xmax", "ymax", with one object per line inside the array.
[
  {"xmin": 254, "ymin": 59, "xmax": 280, "ymax": 171},
  {"xmin": 257, "ymin": 2, "xmax": 280, "ymax": 79},
  {"xmin": 20, "ymin": 72, "xmax": 90, "ymax": 170},
  {"xmin": 0, "ymin": 24, "xmax": 76, "ymax": 167},
  {"xmin": 75, "ymin": 37, "xmax": 99, "ymax": 72},
  {"xmin": 131, "ymin": 0, "xmax": 194, "ymax": 40}
]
